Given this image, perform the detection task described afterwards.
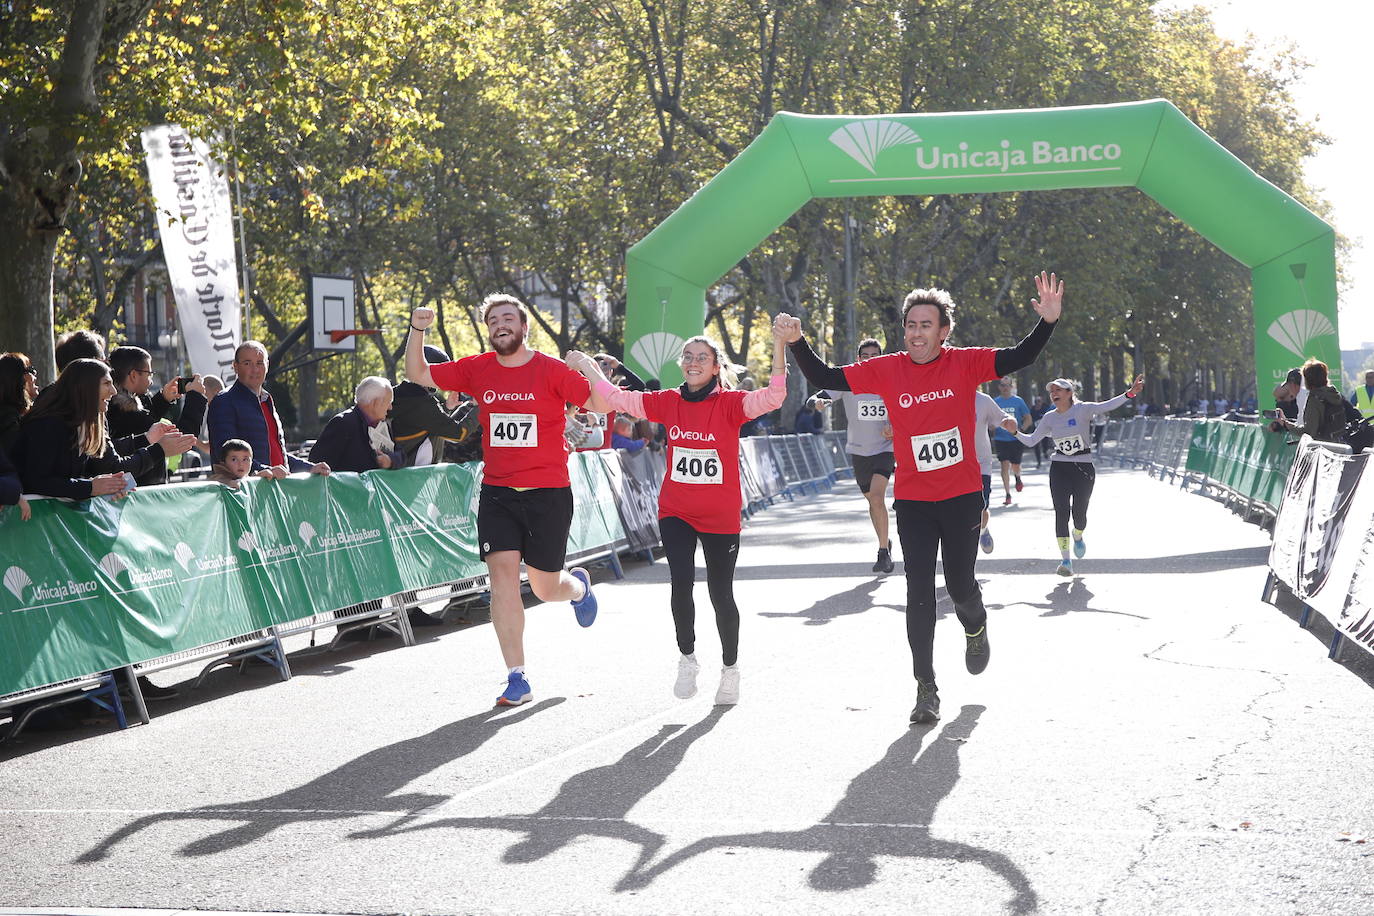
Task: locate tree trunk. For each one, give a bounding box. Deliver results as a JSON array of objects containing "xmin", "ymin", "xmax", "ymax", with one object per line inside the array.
[{"xmin": 0, "ymin": 194, "xmax": 59, "ymax": 379}]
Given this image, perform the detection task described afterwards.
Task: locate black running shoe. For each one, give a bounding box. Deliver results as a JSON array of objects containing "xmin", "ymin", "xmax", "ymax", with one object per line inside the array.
[
  {"xmin": 965, "ymin": 625, "xmax": 990, "ymax": 675},
  {"xmin": 873, "ymin": 547, "xmax": 894, "ymax": 574},
  {"xmin": 909, "ymin": 680, "xmax": 940, "ymax": 724}
]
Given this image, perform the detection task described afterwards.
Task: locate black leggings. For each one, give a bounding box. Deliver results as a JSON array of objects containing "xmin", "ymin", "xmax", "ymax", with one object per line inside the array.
[
  {"xmin": 894, "ymin": 491, "xmax": 987, "ymax": 688},
  {"xmin": 659, "ymin": 515, "xmax": 741, "ymax": 666},
  {"xmin": 1049, "ymin": 461, "xmax": 1096, "ymax": 537}
]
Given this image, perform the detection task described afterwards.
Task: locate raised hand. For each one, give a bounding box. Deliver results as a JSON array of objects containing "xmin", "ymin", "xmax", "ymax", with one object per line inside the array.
[
  {"xmin": 773, "ymin": 313, "xmax": 802, "ymax": 343},
  {"xmin": 999, "ymin": 416, "xmax": 1019, "ymax": 434},
  {"xmin": 1031, "ymin": 271, "xmax": 1063, "ymax": 323},
  {"xmin": 185, "ymin": 374, "xmax": 206, "ymax": 397},
  {"xmin": 410, "ymin": 307, "xmax": 435, "ymax": 330},
  {"xmin": 1128, "ymin": 374, "xmax": 1145, "ymax": 398},
  {"xmin": 159, "ymin": 376, "xmax": 182, "ymax": 402}
]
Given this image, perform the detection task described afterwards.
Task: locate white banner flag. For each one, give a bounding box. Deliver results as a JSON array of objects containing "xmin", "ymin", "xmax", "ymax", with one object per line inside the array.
[{"xmin": 140, "ymin": 125, "xmax": 242, "ymax": 382}]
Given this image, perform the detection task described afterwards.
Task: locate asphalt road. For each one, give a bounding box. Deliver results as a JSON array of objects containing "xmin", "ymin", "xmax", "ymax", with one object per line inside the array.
[{"xmin": 3, "ymin": 465, "xmax": 1372, "ymax": 915}]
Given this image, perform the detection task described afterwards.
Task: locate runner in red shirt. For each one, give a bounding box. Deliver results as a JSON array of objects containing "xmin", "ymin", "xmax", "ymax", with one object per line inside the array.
[
  {"xmin": 566, "ymin": 325, "xmax": 787, "ymax": 705},
  {"xmin": 778, "ymin": 271, "xmax": 1062, "ymax": 724},
  {"xmin": 405, "ymin": 294, "xmax": 611, "ymax": 707}
]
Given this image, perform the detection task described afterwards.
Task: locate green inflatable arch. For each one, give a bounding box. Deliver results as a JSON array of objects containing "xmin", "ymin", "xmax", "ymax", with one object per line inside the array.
[{"xmin": 624, "ymin": 99, "xmax": 1339, "ymax": 398}]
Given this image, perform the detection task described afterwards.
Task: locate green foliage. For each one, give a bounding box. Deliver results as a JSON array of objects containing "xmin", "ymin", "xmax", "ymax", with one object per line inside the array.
[{"xmin": 8, "ymin": 0, "xmax": 1333, "ymax": 424}]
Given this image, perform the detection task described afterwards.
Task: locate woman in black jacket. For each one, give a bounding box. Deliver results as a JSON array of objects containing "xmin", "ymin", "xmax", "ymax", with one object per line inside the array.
[
  {"xmin": 1281, "ymin": 359, "xmax": 1349, "ymax": 445},
  {"xmin": 0, "ymin": 351, "xmax": 38, "ymax": 455},
  {"xmin": 10, "ymin": 359, "xmax": 195, "ymax": 500}
]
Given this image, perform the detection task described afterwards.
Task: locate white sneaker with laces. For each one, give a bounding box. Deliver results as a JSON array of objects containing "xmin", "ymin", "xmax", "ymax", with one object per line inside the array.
[
  {"xmin": 714, "ymin": 665, "xmax": 740, "ymax": 705},
  {"xmin": 674, "ymin": 654, "xmax": 700, "ymax": 699}
]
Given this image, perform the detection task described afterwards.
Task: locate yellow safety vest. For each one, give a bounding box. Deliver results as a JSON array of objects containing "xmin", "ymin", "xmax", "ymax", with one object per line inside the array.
[{"xmin": 1356, "ymin": 387, "xmax": 1374, "ymax": 419}]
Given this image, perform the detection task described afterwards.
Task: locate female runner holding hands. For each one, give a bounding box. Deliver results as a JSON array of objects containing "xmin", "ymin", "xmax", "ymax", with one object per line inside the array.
[{"xmin": 566, "ymin": 324, "xmax": 787, "ymax": 704}]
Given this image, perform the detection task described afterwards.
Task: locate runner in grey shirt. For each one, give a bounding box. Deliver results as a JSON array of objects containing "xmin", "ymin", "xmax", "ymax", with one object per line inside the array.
[
  {"xmin": 1004, "ymin": 374, "xmax": 1144, "ymax": 575},
  {"xmin": 824, "ymin": 337, "xmax": 897, "ymax": 573},
  {"xmin": 972, "ymin": 391, "xmax": 1006, "ymax": 554}
]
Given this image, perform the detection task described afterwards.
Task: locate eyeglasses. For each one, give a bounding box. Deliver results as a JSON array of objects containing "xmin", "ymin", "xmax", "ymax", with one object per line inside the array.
[
  {"xmin": 130, "ymin": 367, "xmax": 155, "ymax": 377},
  {"xmin": 680, "ymin": 353, "xmax": 714, "ymax": 365}
]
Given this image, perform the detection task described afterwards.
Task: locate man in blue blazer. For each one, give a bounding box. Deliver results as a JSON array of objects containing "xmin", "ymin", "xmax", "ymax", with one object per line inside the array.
[{"xmin": 207, "ymin": 341, "xmax": 329, "ymax": 478}]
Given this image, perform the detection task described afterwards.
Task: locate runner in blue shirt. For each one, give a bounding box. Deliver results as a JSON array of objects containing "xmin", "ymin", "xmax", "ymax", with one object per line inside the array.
[{"xmin": 992, "ymin": 379, "xmax": 1031, "ymax": 505}]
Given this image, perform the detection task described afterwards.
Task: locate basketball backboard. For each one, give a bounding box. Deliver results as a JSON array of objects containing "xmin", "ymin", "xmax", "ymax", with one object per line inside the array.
[{"xmin": 308, "ymin": 274, "xmax": 358, "ymax": 351}]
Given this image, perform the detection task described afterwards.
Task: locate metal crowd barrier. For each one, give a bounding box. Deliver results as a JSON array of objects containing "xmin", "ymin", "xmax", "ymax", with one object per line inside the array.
[{"xmin": 1105, "ymin": 414, "xmax": 1289, "ymax": 527}]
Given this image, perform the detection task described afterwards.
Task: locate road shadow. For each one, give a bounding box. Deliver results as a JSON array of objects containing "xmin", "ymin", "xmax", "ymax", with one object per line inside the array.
[
  {"xmin": 732, "ymin": 546, "xmax": 1270, "ymax": 581},
  {"xmin": 75, "ymin": 698, "xmax": 564, "ymax": 862},
  {"xmin": 760, "ymin": 578, "xmax": 904, "ymax": 626},
  {"xmin": 350, "ymin": 705, "xmax": 732, "ymax": 884},
  {"xmin": 988, "ymin": 579, "xmax": 1146, "ymax": 620},
  {"xmin": 620, "ymin": 705, "xmax": 1036, "ymax": 911}
]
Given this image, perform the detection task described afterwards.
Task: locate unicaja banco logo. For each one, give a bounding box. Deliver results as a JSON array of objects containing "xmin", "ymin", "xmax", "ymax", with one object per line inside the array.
[
  {"xmin": 298, "ymin": 521, "xmax": 317, "ymax": 547},
  {"xmin": 4, "ymin": 566, "xmax": 31, "ymax": 601},
  {"xmin": 173, "ymin": 542, "xmax": 196, "ymax": 572},
  {"xmin": 829, "ymin": 120, "xmax": 921, "ymax": 174},
  {"xmin": 828, "ymin": 118, "xmax": 1125, "ymax": 179},
  {"xmin": 1267, "ymin": 309, "xmax": 1335, "ymax": 361},
  {"xmin": 630, "ymin": 332, "xmax": 687, "ymax": 378}
]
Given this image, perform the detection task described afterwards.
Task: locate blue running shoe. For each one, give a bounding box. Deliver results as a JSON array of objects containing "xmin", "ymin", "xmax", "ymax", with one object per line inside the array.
[
  {"xmin": 1057, "ymin": 560, "xmax": 1073, "ymax": 577},
  {"xmin": 497, "ymin": 672, "xmax": 531, "ymax": 707},
  {"xmin": 570, "ymin": 567, "xmax": 597, "ymax": 627},
  {"xmin": 1073, "ymin": 538, "xmax": 1086, "ymax": 559},
  {"xmin": 979, "ymin": 530, "xmax": 994, "ymax": 554}
]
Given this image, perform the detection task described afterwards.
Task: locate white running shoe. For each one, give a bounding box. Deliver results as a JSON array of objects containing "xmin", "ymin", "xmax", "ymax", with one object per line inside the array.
[
  {"xmin": 674, "ymin": 654, "xmax": 700, "ymax": 699},
  {"xmin": 714, "ymin": 665, "xmax": 740, "ymax": 705}
]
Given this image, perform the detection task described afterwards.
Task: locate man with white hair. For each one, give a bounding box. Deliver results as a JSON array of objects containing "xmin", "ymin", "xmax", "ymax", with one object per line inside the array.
[{"xmin": 309, "ymin": 376, "xmax": 403, "ymax": 473}]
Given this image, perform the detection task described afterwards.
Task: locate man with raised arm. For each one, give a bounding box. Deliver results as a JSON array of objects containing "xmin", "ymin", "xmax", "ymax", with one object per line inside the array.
[
  {"xmin": 777, "ymin": 272, "xmax": 1061, "ymax": 724},
  {"xmin": 406, "ymin": 294, "xmax": 610, "ymax": 707}
]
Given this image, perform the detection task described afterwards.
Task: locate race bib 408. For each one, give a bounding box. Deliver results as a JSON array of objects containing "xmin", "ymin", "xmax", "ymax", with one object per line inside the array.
[{"xmin": 911, "ymin": 427, "xmax": 962, "ymax": 472}]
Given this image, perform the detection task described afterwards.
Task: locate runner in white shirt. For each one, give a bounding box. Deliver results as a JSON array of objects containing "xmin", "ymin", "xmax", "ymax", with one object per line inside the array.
[
  {"xmin": 972, "ymin": 390, "xmax": 1007, "ymax": 553},
  {"xmin": 823, "ymin": 338, "xmax": 897, "ymax": 573},
  {"xmin": 1005, "ymin": 374, "xmax": 1144, "ymax": 575}
]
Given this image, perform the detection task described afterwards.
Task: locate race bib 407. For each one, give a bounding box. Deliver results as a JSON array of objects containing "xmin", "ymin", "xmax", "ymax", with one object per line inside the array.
[{"xmin": 489, "ymin": 413, "xmax": 537, "ymax": 447}]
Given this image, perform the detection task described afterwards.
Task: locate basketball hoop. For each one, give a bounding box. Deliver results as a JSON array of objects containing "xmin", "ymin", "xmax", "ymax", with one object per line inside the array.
[{"xmin": 329, "ymin": 328, "xmax": 381, "ymax": 344}]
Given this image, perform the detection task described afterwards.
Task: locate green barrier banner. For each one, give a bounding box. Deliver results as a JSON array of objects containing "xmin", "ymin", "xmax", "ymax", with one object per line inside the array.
[
  {"xmin": 567, "ymin": 451, "xmax": 626, "ymax": 559},
  {"xmin": 244, "ymin": 473, "xmax": 401, "ymax": 621},
  {"xmin": 1183, "ymin": 419, "xmax": 1296, "ymax": 509},
  {"xmin": 1, "ymin": 462, "xmax": 634, "ymax": 697},
  {"xmin": 100, "ymin": 481, "xmax": 265, "ymax": 664},
  {"xmin": 625, "ymin": 100, "xmax": 1339, "ymax": 396},
  {"xmin": 371, "ymin": 464, "xmax": 485, "ymax": 591},
  {"xmin": 1, "ymin": 497, "xmax": 132, "ymax": 694}
]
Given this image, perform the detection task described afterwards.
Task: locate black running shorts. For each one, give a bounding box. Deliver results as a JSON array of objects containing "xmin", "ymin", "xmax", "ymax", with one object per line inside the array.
[
  {"xmin": 851, "ymin": 451, "xmax": 896, "ymax": 494},
  {"xmin": 994, "ymin": 439, "xmax": 1025, "ymax": 464},
  {"xmin": 477, "ymin": 484, "xmax": 575, "ymax": 573}
]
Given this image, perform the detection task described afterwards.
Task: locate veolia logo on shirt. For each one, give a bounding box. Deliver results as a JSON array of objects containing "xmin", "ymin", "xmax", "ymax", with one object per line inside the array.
[
  {"xmin": 897, "ymin": 388, "xmax": 955, "ymax": 409},
  {"xmin": 483, "ymin": 390, "xmax": 534, "ymax": 405},
  {"xmin": 669, "ymin": 425, "xmax": 717, "ymax": 442}
]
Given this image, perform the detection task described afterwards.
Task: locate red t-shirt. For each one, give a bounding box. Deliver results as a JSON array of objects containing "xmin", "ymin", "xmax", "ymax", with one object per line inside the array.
[
  {"xmin": 429, "ymin": 351, "xmax": 591, "ymax": 488},
  {"xmin": 843, "ymin": 347, "xmax": 998, "ymax": 501},
  {"xmin": 636, "ymin": 388, "xmax": 749, "ymax": 534}
]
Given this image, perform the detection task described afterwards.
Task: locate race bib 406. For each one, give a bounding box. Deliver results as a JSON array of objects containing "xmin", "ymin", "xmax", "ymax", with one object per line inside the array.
[{"xmin": 670, "ymin": 446, "xmax": 723, "ymax": 484}]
